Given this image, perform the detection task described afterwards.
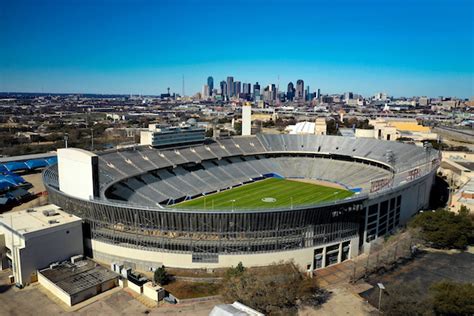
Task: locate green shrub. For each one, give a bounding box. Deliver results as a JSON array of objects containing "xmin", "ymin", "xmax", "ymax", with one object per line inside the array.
[
  {"xmin": 430, "ymin": 281, "xmax": 474, "ymax": 316},
  {"xmin": 153, "ymin": 266, "xmax": 168, "ymax": 285},
  {"xmin": 409, "ymin": 209, "xmax": 472, "ymax": 249}
]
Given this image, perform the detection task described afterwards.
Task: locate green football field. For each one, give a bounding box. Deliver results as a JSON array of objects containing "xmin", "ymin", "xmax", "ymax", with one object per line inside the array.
[{"xmin": 172, "ymin": 178, "xmax": 354, "ymax": 210}]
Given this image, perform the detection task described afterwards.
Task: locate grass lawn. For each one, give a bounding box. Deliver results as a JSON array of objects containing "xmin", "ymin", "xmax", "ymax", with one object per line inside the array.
[{"xmin": 173, "ymin": 178, "xmax": 354, "ymax": 210}]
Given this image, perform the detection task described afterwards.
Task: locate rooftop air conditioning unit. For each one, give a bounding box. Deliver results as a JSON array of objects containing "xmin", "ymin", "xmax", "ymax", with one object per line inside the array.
[
  {"xmin": 49, "ymin": 262, "xmax": 59, "ymax": 269},
  {"xmin": 43, "ymin": 210, "xmax": 59, "ymax": 217},
  {"xmin": 70, "ymin": 255, "xmax": 83, "ymax": 264}
]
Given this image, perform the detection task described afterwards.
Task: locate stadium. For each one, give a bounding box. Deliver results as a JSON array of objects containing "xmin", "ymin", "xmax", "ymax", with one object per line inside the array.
[{"xmin": 43, "ymin": 134, "xmax": 440, "ymax": 272}]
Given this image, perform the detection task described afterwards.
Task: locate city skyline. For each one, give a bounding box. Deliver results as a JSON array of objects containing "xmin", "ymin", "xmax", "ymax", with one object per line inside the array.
[{"xmin": 1, "ymin": 0, "xmax": 473, "ymax": 98}]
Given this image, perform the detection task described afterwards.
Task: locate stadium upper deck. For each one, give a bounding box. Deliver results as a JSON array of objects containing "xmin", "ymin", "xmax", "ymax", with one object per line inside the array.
[{"xmin": 42, "ymin": 134, "xmax": 439, "ymax": 270}]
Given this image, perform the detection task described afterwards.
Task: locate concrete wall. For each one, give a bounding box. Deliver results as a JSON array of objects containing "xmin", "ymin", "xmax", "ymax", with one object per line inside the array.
[
  {"xmin": 70, "ymin": 278, "xmax": 117, "ymax": 306},
  {"xmin": 442, "ymin": 151, "xmax": 474, "ymax": 161},
  {"xmin": 128, "ymin": 281, "xmax": 143, "ymax": 294},
  {"xmin": 39, "ymin": 270, "xmax": 117, "ymax": 306},
  {"xmin": 90, "ymin": 237, "xmax": 358, "ymax": 272},
  {"xmin": 140, "ymin": 131, "xmax": 153, "ymax": 146},
  {"xmin": 0, "ymin": 233, "xmax": 7, "ymax": 271},
  {"xmin": 143, "ymin": 282, "xmax": 165, "ymax": 302},
  {"xmin": 58, "ymin": 148, "xmax": 98, "ymax": 200},
  {"xmin": 362, "ymin": 172, "xmax": 435, "ymax": 253},
  {"xmin": 70, "ymin": 285, "xmax": 98, "ymax": 306},
  {"xmin": 38, "ymin": 271, "xmax": 72, "ymax": 306},
  {"xmin": 18, "ymin": 222, "xmax": 83, "ymax": 285},
  {"xmin": 355, "ymin": 129, "xmax": 375, "ymax": 138}
]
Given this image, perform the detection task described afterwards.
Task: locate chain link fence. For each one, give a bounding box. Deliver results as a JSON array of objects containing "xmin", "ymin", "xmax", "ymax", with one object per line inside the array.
[{"xmin": 350, "ymin": 230, "xmax": 420, "ymax": 283}]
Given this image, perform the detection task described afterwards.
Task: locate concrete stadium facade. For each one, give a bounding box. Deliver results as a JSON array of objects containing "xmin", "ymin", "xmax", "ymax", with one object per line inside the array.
[{"xmin": 43, "ymin": 134, "xmax": 439, "ymax": 272}]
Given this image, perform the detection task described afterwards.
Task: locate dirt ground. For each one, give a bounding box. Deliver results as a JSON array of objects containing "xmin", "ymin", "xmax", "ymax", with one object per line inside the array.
[
  {"xmin": 289, "ymin": 178, "xmax": 347, "ymax": 190},
  {"xmin": 299, "ymin": 286, "xmax": 378, "ymax": 316},
  {"xmin": 163, "ymin": 280, "xmax": 220, "ymax": 299},
  {"xmin": 359, "ymin": 249, "xmax": 474, "ymax": 306}
]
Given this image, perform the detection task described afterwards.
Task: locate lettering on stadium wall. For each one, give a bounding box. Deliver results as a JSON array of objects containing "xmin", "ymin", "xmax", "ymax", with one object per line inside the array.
[
  {"xmin": 406, "ymin": 168, "xmax": 421, "ymax": 181},
  {"xmin": 370, "ymin": 177, "xmax": 392, "ymax": 193}
]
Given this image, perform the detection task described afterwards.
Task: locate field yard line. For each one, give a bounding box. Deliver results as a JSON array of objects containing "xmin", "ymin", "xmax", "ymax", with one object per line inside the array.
[
  {"xmin": 211, "ymin": 179, "xmax": 289, "ymax": 207},
  {"xmin": 175, "ymin": 178, "xmax": 354, "ymax": 209}
]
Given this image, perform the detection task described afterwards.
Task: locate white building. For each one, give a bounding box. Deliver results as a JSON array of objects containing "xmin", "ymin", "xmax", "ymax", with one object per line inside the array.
[
  {"xmin": 241, "ymin": 103, "xmax": 252, "ymax": 136},
  {"xmin": 0, "ymin": 205, "xmax": 83, "ymax": 286},
  {"xmin": 210, "ymin": 301, "xmax": 264, "ymax": 316},
  {"xmin": 374, "ymin": 92, "xmax": 388, "ymax": 101},
  {"xmin": 58, "ymin": 148, "xmax": 99, "ymax": 200},
  {"xmin": 286, "ymin": 119, "xmax": 327, "ymax": 135},
  {"xmin": 140, "ymin": 124, "xmax": 206, "ymax": 147},
  {"xmin": 202, "ymin": 85, "xmax": 210, "ymax": 99}
]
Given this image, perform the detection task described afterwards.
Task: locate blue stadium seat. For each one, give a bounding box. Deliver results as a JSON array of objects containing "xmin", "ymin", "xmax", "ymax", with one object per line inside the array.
[
  {"xmin": 4, "ymin": 161, "xmax": 28, "ymax": 172},
  {"xmin": 46, "ymin": 157, "xmax": 58, "ymax": 165},
  {"xmin": 25, "ymin": 159, "xmax": 49, "ymax": 169}
]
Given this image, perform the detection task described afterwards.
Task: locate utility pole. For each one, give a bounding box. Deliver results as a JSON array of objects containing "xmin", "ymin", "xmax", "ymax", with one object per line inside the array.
[
  {"xmin": 90, "ymin": 128, "xmax": 94, "ymax": 151},
  {"xmin": 10, "ymin": 214, "xmax": 16, "ymax": 282},
  {"xmin": 377, "ymin": 283, "xmax": 385, "ymax": 313},
  {"xmin": 182, "ymin": 74, "xmax": 185, "ymax": 98}
]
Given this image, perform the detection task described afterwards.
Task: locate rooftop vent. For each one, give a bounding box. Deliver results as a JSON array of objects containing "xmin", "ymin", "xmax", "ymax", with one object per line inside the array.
[
  {"xmin": 43, "ymin": 210, "xmax": 59, "ymax": 217},
  {"xmin": 49, "ymin": 262, "xmax": 59, "ymax": 269},
  {"xmin": 48, "ymin": 220, "xmax": 59, "ymax": 225}
]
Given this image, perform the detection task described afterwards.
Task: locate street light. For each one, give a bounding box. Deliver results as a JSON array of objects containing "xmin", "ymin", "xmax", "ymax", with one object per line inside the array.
[
  {"xmin": 63, "ymin": 133, "xmax": 69, "ymax": 148},
  {"xmin": 90, "ymin": 127, "xmax": 94, "ymax": 151},
  {"xmin": 377, "ymin": 283, "xmax": 385, "ymax": 312}
]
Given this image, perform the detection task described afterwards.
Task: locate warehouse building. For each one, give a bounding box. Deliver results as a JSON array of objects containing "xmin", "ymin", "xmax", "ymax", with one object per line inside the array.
[
  {"xmin": 0, "ymin": 204, "xmax": 83, "ymax": 285},
  {"xmin": 38, "ymin": 258, "xmax": 118, "ymax": 306}
]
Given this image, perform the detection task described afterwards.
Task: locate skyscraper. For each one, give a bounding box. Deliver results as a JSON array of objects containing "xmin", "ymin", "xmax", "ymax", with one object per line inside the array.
[
  {"xmin": 227, "ymin": 76, "xmax": 234, "ymax": 97},
  {"xmin": 202, "ymin": 85, "xmax": 210, "ymax": 99},
  {"xmin": 296, "ymin": 79, "xmax": 304, "ymax": 100},
  {"xmin": 234, "ymin": 81, "xmax": 241, "ymax": 97},
  {"xmin": 287, "ymin": 82, "xmax": 295, "ymax": 101},
  {"xmin": 220, "ymin": 80, "xmax": 227, "ymax": 98},
  {"xmin": 253, "ymin": 82, "xmax": 260, "ymax": 99},
  {"xmin": 306, "ymin": 85, "xmax": 310, "ymax": 101},
  {"xmin": 207, "ymin": 76, "xmax": 214, "ymax": 96},
  {"xmin": 263, "ymin": 85, "xmax": 271, "ymax": 102},
  {"xmin": 270, "ymin": 84, "xmax": 277, "ymax": 101},
  {"xmin": 242, "ymin": 83, "xmax": 251, "ymax": 95}
]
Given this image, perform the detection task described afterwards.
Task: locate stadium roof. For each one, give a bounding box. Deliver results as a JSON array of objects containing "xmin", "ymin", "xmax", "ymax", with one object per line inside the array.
[
  {"xmin": 0, "ymin": 152, "xmax": 56, "ymax": 163},
  {"xmin": 0, "ymin": 156, "xmax": 57, "ymax": 173},
  {"xmin": 286, "ymin": 121, "xmax": 315, "ymax": 134}
]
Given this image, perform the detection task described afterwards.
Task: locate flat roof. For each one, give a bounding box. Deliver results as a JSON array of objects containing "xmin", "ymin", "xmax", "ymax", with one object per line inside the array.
[
  {"xmin": 457, "ymin": 161, "xmax": 474, "ymax": 172},
  {"xmin": 464, "ymin": 179, "xmax": 474, "ymax": 194},
  {"xmin": 0, "ymin": 204, "xmax": 81, "ymax": 236},
  {"xmin": 39, "ymin": 259, "xmax": 117, "ymax": 296}
]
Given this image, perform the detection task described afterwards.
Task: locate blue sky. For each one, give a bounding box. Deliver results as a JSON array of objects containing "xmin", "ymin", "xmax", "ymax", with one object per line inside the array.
[{"xmin": 0, "ymin": 0, "xmax": 473, "ymax": 98}]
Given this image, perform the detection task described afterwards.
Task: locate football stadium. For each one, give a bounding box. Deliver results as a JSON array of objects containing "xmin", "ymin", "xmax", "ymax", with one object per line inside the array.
[{"xmin": 43, "ymin": 134, "xmax": 440, "ymax": 272}]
